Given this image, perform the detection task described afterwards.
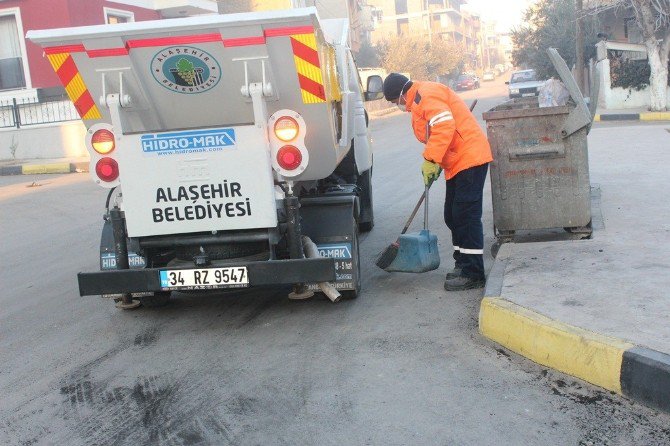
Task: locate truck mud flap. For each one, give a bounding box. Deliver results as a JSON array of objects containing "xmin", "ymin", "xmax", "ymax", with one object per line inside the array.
[
  {"xmin": 300, "ymin": 195, "xmax": 360, "ymax": 293},
  {"xmin": 78, "ymin": 258, "xmax": 335, "ymax": 296}
]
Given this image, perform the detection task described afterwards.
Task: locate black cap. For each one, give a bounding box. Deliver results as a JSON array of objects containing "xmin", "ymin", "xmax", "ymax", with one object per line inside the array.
[{"xmin": 383, "ymin": 73, "xmax": 411, "ymax": 101}]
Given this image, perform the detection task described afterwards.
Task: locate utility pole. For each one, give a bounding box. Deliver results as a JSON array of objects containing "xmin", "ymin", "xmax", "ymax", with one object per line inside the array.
[
  {"xmin": 425, "ymin": 0, "xmax": 432, "ymax": 45},
  {"xmin": 575, "ymin": 0, "xmax": 585, "ymax": 93}
]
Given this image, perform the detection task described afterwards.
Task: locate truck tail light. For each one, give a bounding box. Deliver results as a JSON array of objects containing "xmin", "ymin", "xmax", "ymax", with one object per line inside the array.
[
  {"xmin": 274, "ymin": 116, "xmax": 299, "ymax": 142},
  {"xmin": 276, "ymin": 145, "xmax": 302, "ymax": 170},
  {"xmin": 95, "ymin": 157, "xmax": 119, "ymax": 182},
  {"xmin": 91, "ymin": 129, "xmax": 115, "ymax": 154}
]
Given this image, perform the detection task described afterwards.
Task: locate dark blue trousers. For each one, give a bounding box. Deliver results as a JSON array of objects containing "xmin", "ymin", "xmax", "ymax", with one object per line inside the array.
[{"xmin": 443, "ymin": 163, "xmax": 488, "ymax": 280}]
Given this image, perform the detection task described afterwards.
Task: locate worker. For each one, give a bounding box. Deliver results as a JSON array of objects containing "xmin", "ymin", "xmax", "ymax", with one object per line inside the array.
[{"xmin": 383, "ymin": 73, "xmax": 493, "ymax": 291}]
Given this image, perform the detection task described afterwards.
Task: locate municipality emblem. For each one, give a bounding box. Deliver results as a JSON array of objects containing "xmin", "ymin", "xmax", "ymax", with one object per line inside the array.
[{"xmin": 151, "ymin": 46, "xmax": 221, "ymax": 94}]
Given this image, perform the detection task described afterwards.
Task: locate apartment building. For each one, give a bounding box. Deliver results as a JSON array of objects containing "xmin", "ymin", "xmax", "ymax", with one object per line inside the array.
[
  {"xmin": 218, "ymin": 0, "xmax": 369, "ymax": 52},
  {"xmin": 367, "ymin": 0, "xmax": 485, "ymax": 66},
  {"xmin": 0, "ymin": 0, "xmax": 217, "ymax": 100}
]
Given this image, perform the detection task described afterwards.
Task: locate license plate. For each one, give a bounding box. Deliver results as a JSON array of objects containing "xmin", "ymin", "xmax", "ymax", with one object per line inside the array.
[
  {"xmin": 522, "ymin": 93, "xmax": 535, "ymax": 97},
  {"xmin": 159, "ymin": 267, "xmax": 249, "ymax": 290}
]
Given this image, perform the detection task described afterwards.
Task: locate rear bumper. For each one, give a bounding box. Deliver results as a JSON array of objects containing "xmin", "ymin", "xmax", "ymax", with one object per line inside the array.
[{"xmin": 78, "ymin": 258, "xmax": 336, "ymax": 296}]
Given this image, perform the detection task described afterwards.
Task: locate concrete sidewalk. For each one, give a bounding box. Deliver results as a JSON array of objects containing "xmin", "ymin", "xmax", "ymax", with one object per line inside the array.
[
  {"xmin": 0, "ymin": 156, "xmax": 89, "ymax": 176},
  {"xmin": 479, "ymin": 123, "xmax": 670, "ymax": 413}
]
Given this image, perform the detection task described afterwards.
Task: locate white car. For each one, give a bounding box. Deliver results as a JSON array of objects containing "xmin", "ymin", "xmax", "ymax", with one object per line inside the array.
[
  {"xmin": 482, "ymin": 71, "xmax": 496, "ymax": 81},
  {"xmin": 506, "ymin": 69, "xmax": 544, "ymax": 98}
]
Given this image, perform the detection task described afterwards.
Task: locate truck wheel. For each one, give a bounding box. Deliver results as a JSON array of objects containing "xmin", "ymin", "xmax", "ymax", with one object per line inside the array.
[
  {"xmin": 139, "ymin": 291, "xmax": 171, "ymax": 308},
  {"xmin": 357, "ymin": 167, "xmax": 374, "ymax": 232},
  {"xmin": 340, "ymin": 220, "xmax": 361, "ymax": 300}
]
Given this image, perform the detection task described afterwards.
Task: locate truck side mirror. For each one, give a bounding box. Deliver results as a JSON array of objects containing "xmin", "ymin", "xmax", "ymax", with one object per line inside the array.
[{"xmin": 365, "ymin": 75, "xmax": 384, "ymax": 101}]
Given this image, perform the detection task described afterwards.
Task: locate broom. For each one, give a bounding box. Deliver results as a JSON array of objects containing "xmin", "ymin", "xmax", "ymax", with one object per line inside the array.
[{"xmin": 375, "ymin": 99, "xmax": 478, "ymax": 270}]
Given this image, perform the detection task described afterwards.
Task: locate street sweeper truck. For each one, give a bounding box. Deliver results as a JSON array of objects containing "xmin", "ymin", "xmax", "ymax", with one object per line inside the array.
[{"xmin": 28, "ymin": 7, "xmax": 383, "ymax": 307}]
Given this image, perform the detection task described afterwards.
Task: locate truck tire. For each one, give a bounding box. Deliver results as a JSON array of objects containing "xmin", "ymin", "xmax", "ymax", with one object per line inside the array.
[
  {"xmin": 340, "ymin": 219, "xmax": 361, "ymax": 299},
  {"xmin": 357, "ymin": 167, "xmax": 374, "ymax": 232}
]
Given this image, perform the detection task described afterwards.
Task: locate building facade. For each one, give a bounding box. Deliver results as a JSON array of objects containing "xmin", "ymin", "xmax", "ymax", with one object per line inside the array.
[
  {"xmin": 366, "ymin": 0, "xmax": 488, "ymax": 69},
  {"xmin": 218, "ymin": 0, "xmax": 369, "ymax": 52},
  {"xmin": 0, "ymin": 0, "xmax": 217, "ymax": 99}
]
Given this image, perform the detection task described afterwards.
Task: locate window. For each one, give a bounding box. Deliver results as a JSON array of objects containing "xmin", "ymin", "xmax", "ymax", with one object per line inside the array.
[
  {"xmin": 372, "ymin": 8, "xmax": 383, "ymax": 24},
  {"xmin": 104, "ymin": 7, "xmax": 134, "ymax": 25},
  {"xmin": 397, "ymin": 18, "xmax": 409, "ymax": 35},
  {"xmin": 0, "ymin": 10, "xmax": 27, "ymax": 91},
  {"xmin": 623, "ymin": 17, "xmax": 642, "ymax": 44},
  {"xmin": 395, "ymin": 0, "xmax": 407, "ymax": 15},
  {"xmin": 510, "ymin": 70, "xmax": 537, "ymax": 83}
]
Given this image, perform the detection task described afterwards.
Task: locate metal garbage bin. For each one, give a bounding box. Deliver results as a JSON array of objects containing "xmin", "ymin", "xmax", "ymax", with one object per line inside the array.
[{"xmin": 483, "ymin": 49, "xmax": 596, "ymax": 252}]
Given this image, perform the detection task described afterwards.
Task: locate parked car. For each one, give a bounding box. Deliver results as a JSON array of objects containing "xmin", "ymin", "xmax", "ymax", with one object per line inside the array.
[
  {"xmin": 455, "ymin": 74, "xmax": 480, "ymax": 91},
  {"xmin": 506, "ymin": 69, "xmax": 544, "ymax": 98},
  {"xmin": 482, "ymin": 71, "xmax": 496, "ymax": 81}
]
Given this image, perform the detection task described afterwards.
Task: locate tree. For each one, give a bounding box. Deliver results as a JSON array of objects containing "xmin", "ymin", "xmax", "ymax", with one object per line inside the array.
[
  {"xmin": 380, "ymin": 36, "xmax": 464, "ymax": 81},
  {"xmin": 354, "ymin": 40, "xmax": 382, "ymax": 68},
  {"xmin": 511, "ymin": 0, "xmax": 600, "ymax": 80},
  {"xmin": 589, "ymin": 0, "xmax": 670, "ymax": 111}
]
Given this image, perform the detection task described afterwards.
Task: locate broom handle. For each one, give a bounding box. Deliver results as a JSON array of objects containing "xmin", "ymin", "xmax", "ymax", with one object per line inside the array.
[
  {"xmin": 400, "ymin": 190, "xmax": 426, "ymax": 235},
  {"xmin": 400, "ymin": 99, "xmax": 477, "ymax": 236},
  {"xmin": 424, "ymin": 185, "xmax": 429, "ymax": 231}
]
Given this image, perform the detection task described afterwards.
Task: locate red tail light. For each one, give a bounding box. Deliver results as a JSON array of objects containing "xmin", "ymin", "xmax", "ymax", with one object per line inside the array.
[
  {"xmin": 91, "ymin": 129, "xmax": 115, "ymax": 154},
  {"xmin": 276, "ymin": 145, "xmax": 302, "ymax": 170},
  {"xmin": 95, "ymin": 157, "xmax": 119, "ymax": 182}
]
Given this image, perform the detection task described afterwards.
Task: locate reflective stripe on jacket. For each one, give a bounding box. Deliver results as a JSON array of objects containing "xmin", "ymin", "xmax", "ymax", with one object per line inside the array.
[{"xmin": 406, "ymin": 81, "xmax": 493, "ymax": 180}]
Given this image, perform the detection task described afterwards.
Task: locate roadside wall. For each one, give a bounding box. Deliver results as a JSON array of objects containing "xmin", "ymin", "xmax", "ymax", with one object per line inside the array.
[
  {"xmin": 597, "ymin": 58, "xmax": 670, "ymax": 109},
  {"xmin": 0, "ymin": 121, "xmax": 87, "ymax": 160}
]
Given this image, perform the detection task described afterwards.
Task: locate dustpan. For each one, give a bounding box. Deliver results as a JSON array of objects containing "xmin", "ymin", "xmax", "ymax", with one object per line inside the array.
[{"xmin": 384, "ymin": 185, "xmax": 440, "ymax": 273}]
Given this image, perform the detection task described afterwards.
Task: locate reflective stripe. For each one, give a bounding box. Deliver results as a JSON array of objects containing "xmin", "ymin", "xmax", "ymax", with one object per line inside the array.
[
  {"xmin": 459, "ymin": 247, "xmax": 484, "ymax": 255},
  {"xmin": 430, "ymin": 116, "xmax": 454, "ymax": 126},
  {"xmin": 429, "ymin": 110, "xmax": 453, "ymax": 126},
  {"xmin": 453, "ymin": 245, "xmax": 460, "ymax": 251}
]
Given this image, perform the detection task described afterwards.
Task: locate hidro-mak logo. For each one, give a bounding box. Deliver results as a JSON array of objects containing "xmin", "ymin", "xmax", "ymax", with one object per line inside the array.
[{"xmin": 151, "ymin": 46, "xmax": 221, "ymax": 94}]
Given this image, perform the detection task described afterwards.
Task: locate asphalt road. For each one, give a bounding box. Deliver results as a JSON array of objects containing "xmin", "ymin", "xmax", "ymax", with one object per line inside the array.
[{"xmin": 1, "ymin": 77, "xmax": 669, "ymax": 445}]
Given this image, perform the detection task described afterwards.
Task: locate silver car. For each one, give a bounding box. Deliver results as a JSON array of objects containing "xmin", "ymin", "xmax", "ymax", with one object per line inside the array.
[{"xmin": 506, "ymin": 69, "xmax": 544, "ymax": 98}]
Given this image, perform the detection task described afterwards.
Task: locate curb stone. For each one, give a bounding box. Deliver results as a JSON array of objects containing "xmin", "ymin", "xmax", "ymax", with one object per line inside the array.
[
  {"xmin": 368, "ymin": 107, "xmax": 399, "ymax": 118},
  {"xmin": 480, "ymin": 244, "xmax": 670, "ymax": 414},
  {"xmin": 0, "ymin": 162, "xmax": 88, "ymax": 176},
  {"xmin": 594, "ymin": 112, "xmax": 670, "ymax": 122}
]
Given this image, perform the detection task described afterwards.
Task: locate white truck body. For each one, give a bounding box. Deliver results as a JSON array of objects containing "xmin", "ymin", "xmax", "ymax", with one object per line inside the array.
[{"xmin": 29, "ymin": 7, "xmax": 371, "ymax": 236}]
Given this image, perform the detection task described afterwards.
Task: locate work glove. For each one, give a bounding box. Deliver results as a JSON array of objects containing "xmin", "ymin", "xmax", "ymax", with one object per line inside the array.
[{"xmin": 421, "ymin": 160, "xmax": 441, "ymax": 187}]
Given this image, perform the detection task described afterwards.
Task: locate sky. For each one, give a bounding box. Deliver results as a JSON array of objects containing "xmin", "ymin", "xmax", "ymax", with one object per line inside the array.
[{"xmin": 462, "ymin": 0, "xmax": 537, "ymax": 33}]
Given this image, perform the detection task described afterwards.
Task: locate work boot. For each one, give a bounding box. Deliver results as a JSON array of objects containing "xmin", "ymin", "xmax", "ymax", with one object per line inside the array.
[
  {"xmin": 445, "ymin": 267, "xmax": 462, "ymax": 279},
  {"xmin": 444, "ymin": 275, "xmax": 485, "ymax": 291}
]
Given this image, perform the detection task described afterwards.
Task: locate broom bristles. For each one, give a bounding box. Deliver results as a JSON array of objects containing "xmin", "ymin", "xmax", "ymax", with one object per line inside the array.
[{"xmin": 375, "ymin": 241, "xmax": 399, "ymax": 269}]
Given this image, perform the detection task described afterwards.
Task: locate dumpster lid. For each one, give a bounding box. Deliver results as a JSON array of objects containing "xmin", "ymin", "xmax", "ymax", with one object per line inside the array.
[{"xmin": 546, "ymin": 47, "xmax": 593, "ymax": 137}]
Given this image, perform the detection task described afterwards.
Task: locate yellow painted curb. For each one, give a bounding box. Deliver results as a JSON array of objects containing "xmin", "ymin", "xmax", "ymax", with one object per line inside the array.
[
  {"xmin": 22, "ymin": 163, "xmax": 71, "ymax": 175},
  {"xmin": 640, "ymin": 112, "xmax": 670, "ymax": 121},
  {"xmin": 479, "ymin": 297, "xmax": 634, "ymax": 393}
]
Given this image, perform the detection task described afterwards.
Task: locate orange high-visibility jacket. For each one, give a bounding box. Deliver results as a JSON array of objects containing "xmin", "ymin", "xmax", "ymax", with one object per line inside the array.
[{"xmin": 406, "ymin": 81, "xmax": 493, "ymax": 180}]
